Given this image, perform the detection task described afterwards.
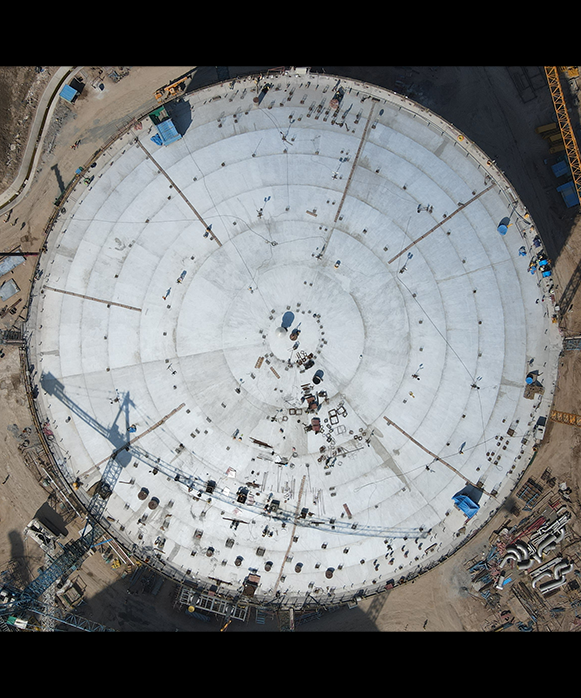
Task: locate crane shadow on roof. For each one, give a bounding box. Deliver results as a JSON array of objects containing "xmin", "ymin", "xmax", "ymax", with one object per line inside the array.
[{"xmin": 39, "ymin": 371, "xmax": 137, "ymax": 469}]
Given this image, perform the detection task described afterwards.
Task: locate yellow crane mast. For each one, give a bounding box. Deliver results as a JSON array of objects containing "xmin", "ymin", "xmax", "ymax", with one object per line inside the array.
[
  {"xmin": 544, "ymin": 66, "xmax": 581, "ymax": 205},
  {"xmin": 550, "ymin": 409, "xmax": 581, "ymax": 427}
]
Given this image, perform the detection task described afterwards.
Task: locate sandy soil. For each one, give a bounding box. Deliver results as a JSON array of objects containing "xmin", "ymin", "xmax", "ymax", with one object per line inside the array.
[
  {"xmin": 0, "ymin": 67, "xmax": 53, "ymax": 194},
  {"xmin": 1, "ymin": 65, "xmax": 581, "ymax": 633}
]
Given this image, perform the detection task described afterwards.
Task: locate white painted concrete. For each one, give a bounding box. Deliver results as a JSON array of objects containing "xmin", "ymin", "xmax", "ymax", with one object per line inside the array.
[{"xmin": 27, "ymin": 70, "xmax": 562, "ymax": 605}]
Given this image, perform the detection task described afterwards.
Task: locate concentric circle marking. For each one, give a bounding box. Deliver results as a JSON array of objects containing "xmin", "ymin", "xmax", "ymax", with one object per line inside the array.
[
  {"xmin": 28, "ymin": 70, "xmax": 562, "ymax": 606},
  {"xmin": 221, "ymin": 260, "xmax": 366, "ymax": 407}
]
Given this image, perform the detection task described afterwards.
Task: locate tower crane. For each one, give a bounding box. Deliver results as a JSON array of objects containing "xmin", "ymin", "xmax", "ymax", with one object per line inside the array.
[
  {"xmin": 0, "ymin": 452, "xmax": 122, "ymax": 631},
  {"xmin": 40, "ymin": 372, "xmax": 429, "ymax": 542},
  {"xmin": 2, "ymin": 370, "xmax": 428, "ymax": 628},
  {"xmin": 0, "ymin": 374, "xmax": 185, "ymax": 630},
  {"xmin": 544, "ymin": 66, "xmax": 581, "ymax": 205},
  {"xmin": 549, "ymin": 409, "xmax": 581, "ymax": 427}
]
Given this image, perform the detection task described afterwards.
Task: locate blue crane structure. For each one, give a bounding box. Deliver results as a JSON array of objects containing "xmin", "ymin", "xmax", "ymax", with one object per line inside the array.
[
  {"xmin": 1, "ymin": 370, "xmax": 429, "ymax": 629},
  {"xmin": 0, "ymin": 452, "xmax": 122, "ymax": 631},
  {"xmin": 0, "ymin": 374, "xmax": 185, "ymax": 631}
]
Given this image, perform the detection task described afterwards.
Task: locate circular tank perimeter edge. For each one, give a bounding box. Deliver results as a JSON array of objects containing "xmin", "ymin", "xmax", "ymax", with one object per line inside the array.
[{"xmin": 26, "ymin": 69, "xmax": 562, "ymax": 608}]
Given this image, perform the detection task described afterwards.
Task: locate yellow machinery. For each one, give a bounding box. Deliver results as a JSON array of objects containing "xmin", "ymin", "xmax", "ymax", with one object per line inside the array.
[
  {"xmin": 544, "ymin": 66, "xmax": 581, "ymax": 204},
  {"xmin": 154, "ymin": 76, "xmax": 189, "ymax": 103},
  {"xmin": 558, "ymin": 66, "xmax": 579, "ymax": 78}
]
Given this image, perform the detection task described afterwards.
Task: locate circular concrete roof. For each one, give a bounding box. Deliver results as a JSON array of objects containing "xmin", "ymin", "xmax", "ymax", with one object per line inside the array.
[{"xmin": 28, "ymin": 69, "xmax": 562, "ymax": 606}]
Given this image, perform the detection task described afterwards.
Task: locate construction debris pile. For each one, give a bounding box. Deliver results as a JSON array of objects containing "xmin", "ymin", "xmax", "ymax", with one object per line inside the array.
[{"xmin": 466, "ymin": 468, "xmax": 581, "ymax": 631}]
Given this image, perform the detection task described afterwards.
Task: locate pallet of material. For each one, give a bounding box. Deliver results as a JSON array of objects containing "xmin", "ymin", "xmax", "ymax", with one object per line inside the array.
[{"xmin": 536, "ymin": 122, "xmax": 558, "ymax": 135}]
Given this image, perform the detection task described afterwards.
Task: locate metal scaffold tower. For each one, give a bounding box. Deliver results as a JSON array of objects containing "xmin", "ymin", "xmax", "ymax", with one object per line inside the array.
[{"xmin": 563, "ymin": 336, "xmax": 581, "ymax": 351}]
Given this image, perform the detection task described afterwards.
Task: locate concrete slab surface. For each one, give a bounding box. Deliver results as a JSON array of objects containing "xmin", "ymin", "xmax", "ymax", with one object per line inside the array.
[{"xmin": 26, "ymin": 70, "xmax": 562, "ymax": 607}]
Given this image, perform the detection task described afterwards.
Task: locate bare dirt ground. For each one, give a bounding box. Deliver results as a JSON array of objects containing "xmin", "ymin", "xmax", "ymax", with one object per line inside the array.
[
  {"xmin": 0, "ymin": 67, "xmax": 52, "ymax": 195},
  {"xmin": 1, "ymin": 65, "xmax": 581, "ymax": 633}
]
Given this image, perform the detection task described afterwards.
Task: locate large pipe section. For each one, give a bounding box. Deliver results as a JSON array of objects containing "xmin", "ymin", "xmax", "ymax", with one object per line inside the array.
[
  {"xmin": 500, "ymin": 512, "xmax": 569, "ymax": 569},
  {"xmin": 534, "ymin": 560, "xmax": 573, "ymax": 594},
  {"xmin": 531, "ymin": 556, "xmax": 563, "ymax": 587},
  {"xmin": 500, "ymin": 540, "xmax": 535, "ymax": 569}
]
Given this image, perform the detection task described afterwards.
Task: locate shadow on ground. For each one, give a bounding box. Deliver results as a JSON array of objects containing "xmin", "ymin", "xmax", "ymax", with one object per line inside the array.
[{"xmin": 65, "ymin": 567, "xmax": 383, "ymax": 632}]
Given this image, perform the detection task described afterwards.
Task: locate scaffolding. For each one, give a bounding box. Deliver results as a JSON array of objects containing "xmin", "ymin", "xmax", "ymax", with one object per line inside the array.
[
  {"xmin": 563, "ymin": 336, "xmax": 581, "ymax": 351},
  {"xmin": 177, "ymin": 587, "xmax": 249, "ymax": 622},
  {"xmin": 516, "ymin": 478, "xmax": 544, "ymax": 510}
]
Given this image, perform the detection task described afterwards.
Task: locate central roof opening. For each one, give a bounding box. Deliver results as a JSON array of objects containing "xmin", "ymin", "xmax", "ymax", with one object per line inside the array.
[{"xmin": 27, "ymin": 70, "xmax": 562, "ymax": 608}]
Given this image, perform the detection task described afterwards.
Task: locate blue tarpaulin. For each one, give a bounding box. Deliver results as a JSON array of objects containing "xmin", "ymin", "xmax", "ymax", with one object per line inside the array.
[
  {"xmin": 557, "ymin": 181, "xmax": 579, "ymax": 208},
  {"xmin": 452, "ymin": 484, "xmax": 483, "ymax": 519},
  {"xmin": 148, "ymin": 106, "xmax": 182, "ymax": 146},
  {"xmin": 155, "ymin": 119, "xmax": 181, "ymax": 145},
  {"xmin": 452, "ymin": 494, "xmax": 480, "ymax": 518}
]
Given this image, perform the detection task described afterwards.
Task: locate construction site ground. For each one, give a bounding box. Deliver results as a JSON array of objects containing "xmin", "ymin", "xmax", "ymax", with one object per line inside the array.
[{"xmin": 1, "ymin": 65, "xmax": 581, "ymax": 632}]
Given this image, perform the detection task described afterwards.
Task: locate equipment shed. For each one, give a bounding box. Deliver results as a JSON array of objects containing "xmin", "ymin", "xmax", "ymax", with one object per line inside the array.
[
  {"xmin": 149, "ymin": 106, "xmax": 182, "ymax": 146},
  {"xmin": 59, "ymin": 84, "xmax": 78, "ymax": 103}
]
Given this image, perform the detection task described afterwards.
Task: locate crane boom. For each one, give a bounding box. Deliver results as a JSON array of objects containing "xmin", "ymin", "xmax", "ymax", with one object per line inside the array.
[
  {"xmin": 550, "ymin": 409, "xmax": 581, "ymax": 427},
  {"xmin": 0, "ymin": 402, "xmax": 186, "ymax": 628},
  {"xmin": 544, "ymin": 66, "xmax": 581, "ymax": 205}
]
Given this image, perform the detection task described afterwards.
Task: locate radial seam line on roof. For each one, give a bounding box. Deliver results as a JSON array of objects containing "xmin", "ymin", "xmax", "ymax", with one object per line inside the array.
[
  {"xmin": 383, "ymin": 416, "xmax": 495, "ymax": 497},
  {"xmin": 135, "ymin": 138, "xmax": 222, "ymax": 246},
  {"xmin": 387, "ymin": 183, "xmax": 496, "ymax": 265},
  {"xmin": 273, "ymin": 474, "xmax": 306, "ymax": 593},
  {"xmin": 316, "ymin": 99, "xmax": 379, "ymax": 261},
  {"xmin": 44, "ymin": 286, "xmax": 142, "ymax": 312},
  {"xmin": 333, "ymin": 99, "xmax": 378, "ymax": 224}
]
